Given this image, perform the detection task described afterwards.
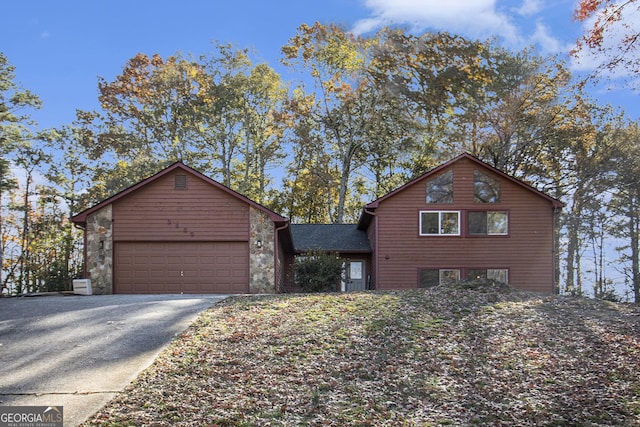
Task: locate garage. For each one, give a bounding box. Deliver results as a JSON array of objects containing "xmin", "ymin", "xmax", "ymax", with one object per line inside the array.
[
  {"xmin": 115, "ymin": 241, "xmax": 249, "ymax": 294},
  {"xmin": 72, "ymin": 162, "xmax": 290, "ymax": 295}
]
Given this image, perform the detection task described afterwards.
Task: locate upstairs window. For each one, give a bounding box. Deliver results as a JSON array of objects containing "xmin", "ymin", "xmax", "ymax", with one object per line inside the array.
[
  {"xmin": 474, "ymin": 170, "xmax": 500, "ymax": 203},
  {"xmin": 420, "ymin": 211, "xmax": 460, "ymax": 236},
  {"xmin": 468, "ymin": 211, "xmax": 508, "ymax": 235},
  {"xmin": 426, "ymin": 170, "xmax": 453, "ymax": 203}
]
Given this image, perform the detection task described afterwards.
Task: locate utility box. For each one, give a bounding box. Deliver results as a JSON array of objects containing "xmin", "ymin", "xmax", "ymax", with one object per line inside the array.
[{"xmin": 72, "ymin": 279, "xmax": 92, "ymax": 296}]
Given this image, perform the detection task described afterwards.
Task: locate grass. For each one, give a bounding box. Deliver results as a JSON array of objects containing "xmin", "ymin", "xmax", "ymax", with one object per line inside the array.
[{"xmin": 82, "ymin": 281, "xmax": 640, "ymax": 426}]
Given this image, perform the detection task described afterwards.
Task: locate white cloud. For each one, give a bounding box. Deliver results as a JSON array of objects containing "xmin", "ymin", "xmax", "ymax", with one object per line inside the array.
[
  {"xmin": 353, "ymin": 0, "xmax": 521, "ymax": 42},
  {"xmin": 531, "ymin": 22, "xmax": 573, "ymax": 54},
  {"xmin": 352, "ymin": 0, "xmax": 569, "ymax": 54},
  {"xmin": 515, "ymin": 0, "xmax": 542, "ymax": 16}
]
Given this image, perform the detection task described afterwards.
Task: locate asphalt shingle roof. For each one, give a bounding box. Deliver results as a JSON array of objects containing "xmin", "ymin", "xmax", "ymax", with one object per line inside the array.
[{"xmin": 290, "ymin": 224, "xmax": 372, "ymax": 253}]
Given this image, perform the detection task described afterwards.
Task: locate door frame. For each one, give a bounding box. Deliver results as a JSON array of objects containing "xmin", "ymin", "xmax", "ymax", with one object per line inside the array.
[{"xmin": 341, "ymin": 259, "xmax": 367, "ymax": 292}]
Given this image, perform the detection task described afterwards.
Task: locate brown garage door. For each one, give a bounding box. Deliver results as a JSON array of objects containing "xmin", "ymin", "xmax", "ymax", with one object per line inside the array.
[{"xmin": 115, "ymin": 242, "xmax": 249, "ymax": 294}]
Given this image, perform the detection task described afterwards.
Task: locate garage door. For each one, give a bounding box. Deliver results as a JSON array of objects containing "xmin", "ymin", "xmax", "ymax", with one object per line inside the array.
[{"xmin": 115, "ymin": 242, "xmax": 249, "ymax": 294}]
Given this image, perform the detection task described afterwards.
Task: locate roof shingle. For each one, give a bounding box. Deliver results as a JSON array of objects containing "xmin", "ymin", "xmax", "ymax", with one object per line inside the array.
[{"xmin": 290, "ymin": 224, "xmax": 371, "ymax": 253}]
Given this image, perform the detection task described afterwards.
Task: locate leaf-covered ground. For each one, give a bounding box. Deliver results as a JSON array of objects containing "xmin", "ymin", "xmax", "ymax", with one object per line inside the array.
[{"xmin": 83, "ymin": 282, "xmax": 640, "ymax": 426}]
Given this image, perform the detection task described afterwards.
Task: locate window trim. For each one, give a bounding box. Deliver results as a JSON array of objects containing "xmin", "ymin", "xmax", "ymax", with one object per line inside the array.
[
  {"xmin": 467, "ymin": 210, "xmax": 509, "ymax": 236},
  {"xmin": 419, "ymin": 210, "xmax": 461, "ymax": 236},
  {"xmin": 420, "ymin": 267, "xmax": 510, "ymax": 288},
  {"xmin": 418, "ymin": 268, "xmax": 461, "ymax": 288},
  {"xmin": 473, "ymin": 169, "xmax": 501, "ymax": 204},
  {"xmin": 426, "ymin": 169, "xmax": 454, "ymax": 204},
  {"xmin": 467, "ymin": 268, "xmax": 509, "ymax": 284}
]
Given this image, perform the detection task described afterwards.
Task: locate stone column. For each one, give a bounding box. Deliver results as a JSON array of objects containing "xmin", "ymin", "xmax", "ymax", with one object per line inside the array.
[
  {"xmin": 249, "ymin": 207, "xmax": 275, "ymax": 293},
  {"xmin": 85, "ymin": 205, "xmax": 113, "ymax": 294}
]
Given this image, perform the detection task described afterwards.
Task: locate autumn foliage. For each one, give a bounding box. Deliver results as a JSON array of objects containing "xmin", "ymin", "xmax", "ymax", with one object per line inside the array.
[
  {"xmin": 573, "ymin": 0, "xmax": 640, "ymax": 82},
  {"xmin": 83, "ymin": 285, "xmax": 640, "ymax": 426}
]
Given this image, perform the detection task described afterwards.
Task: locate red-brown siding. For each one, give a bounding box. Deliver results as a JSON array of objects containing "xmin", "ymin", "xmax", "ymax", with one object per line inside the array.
[
  {"xmin": 372, "ymin": 157, "xmax": 557, "ymax": 293},
  {"xmin": 112, "ymin": 170, "xmax": 249, "ymax": 242}
]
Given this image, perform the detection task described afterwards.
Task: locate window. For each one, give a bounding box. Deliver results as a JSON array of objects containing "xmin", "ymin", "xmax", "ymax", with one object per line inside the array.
[
  {"xmin": 419, "ymin": 269, "xmax": 439, "ymax": 288},
  {"xmin": 474, "ymin": 170, "xmax": 500, "ymax": 203},
  {"xmin": 420, "ymin": 211, "xmax": 460, "ymax": 235},
  {"xmin": 468, "ymin": 211, "xmax": 508, "ymax": 235},
  {"xmin": 440, "ymin": 269, "xmax": 460, "ymax": 285},
  {"xmin": 467, "ymin": 269, "xmax": 508, "ymax": 284},
  {"xmin": 419, "ymin": 269, "xmax": 461, "ymax": 288},
  {"xmin": 426, "ymin": 170, "xmax": 453, "ymax": 203}
]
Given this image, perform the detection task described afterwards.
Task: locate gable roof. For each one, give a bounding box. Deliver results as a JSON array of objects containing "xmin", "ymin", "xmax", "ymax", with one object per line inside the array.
[
  {"xmin": 290, "ymin": 224, "xmax": 371, "ymax": 253},
  {"xmin": 71, "ymin": 162, "xmax": 288, "ymax": 225},
  {"xmin": 358, "ymin": 152, "xmax": 564, "ymax": 229}
]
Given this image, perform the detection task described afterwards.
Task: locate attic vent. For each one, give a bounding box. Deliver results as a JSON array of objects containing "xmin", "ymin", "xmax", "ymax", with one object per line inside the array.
[{"xmin": 175, "ymin": 174, "xmax": 187, "ymax": 189}]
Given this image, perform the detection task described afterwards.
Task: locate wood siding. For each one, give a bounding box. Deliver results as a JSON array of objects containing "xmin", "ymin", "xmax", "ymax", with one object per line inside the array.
[
  {"xmin": 112, "ymin": 170, "xmax": 249, "ymax": 242},
  {"xmin": 373, "ymin": 157, "xmax": 556, "ymax": 293}
]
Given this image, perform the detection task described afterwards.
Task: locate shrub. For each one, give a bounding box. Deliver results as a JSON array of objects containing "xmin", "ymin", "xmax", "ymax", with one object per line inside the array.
[{"xmin": 293, "ymin": 250, "xmax": 344, "ymax": 293}]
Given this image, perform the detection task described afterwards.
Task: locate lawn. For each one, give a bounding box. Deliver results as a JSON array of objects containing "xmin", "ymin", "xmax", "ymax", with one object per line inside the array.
[{"xmin": 82, "ymin": 282, "xmax": 640, "ymax": 426}]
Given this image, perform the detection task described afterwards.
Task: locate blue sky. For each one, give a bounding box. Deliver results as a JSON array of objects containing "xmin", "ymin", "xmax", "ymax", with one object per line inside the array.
[{"xmin": 1, "ymin": 0, "xmax": 638, "ymax": 131}]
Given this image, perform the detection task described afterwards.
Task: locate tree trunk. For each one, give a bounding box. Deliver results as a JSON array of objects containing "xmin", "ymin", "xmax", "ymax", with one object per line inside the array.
[{"xmin": 335, "ymin": 154, "xmax": 351, "ymax": 224}]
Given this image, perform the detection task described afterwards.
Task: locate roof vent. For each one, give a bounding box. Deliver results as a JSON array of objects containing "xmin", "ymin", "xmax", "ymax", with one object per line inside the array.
[{"xmin": 175, "ymin": 174, "xmax": 187, "ymax": 189}]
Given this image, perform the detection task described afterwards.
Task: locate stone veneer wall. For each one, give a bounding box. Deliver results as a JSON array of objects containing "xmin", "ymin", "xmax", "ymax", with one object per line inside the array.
[
  {"xmin": 85, "ymin": 205, "xmax": 113, "ymax": 294},
  {"xmin": 249, "ymin": 207, "xmax": 276, "ymax": 293}
]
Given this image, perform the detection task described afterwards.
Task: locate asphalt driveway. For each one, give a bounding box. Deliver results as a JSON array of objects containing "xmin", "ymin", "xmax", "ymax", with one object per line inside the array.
[{"xmin": 0, "ymin": 293, "xmax": 228, "ymax": 426}]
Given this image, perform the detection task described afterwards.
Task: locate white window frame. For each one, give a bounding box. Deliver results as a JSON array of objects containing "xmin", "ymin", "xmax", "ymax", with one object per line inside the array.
[{"xmin": 420, "ymin": 211, "xmax": 461, "ymax": 236}]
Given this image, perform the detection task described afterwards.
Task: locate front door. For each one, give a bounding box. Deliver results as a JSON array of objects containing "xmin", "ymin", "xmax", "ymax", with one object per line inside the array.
[{"xmin": 344, "ymin": 260, "xmax": 366, "ymax": 291}]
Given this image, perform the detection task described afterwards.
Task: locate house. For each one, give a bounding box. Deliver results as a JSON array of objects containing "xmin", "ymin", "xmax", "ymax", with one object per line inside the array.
[
  {"xmin": 72, "ymin": 153, "xmax": 563, "ymax": 295},
  {"xmin": 289, "ymin": 224, "xmax": 372, "ymax": 292},
  {"xmin": 71, "ymin": 162, "xmax": 292, "ymax": 294},
  {"xmin": 356, "ymin": 153, "xmax": 564, "ymax": 293}
]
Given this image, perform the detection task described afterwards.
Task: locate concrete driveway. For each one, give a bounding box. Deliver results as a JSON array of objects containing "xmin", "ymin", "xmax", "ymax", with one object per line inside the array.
[{"xmin": 0, "ymin": 293, "xmax": 228, "ymax": 426}]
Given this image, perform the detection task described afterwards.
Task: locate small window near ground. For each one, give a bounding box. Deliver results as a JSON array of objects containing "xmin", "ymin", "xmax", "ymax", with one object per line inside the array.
[
  {"xmin": 419, "ymin": 269, "xmax": 439, "ymax": 288},
  {"xmin": 419, "ymin": 268, "xmax": 461, "ymax": 287},
  {"xmin": 468, "ymin": 269, "xmax": 487, "ymax": 281},
  {"xmin": 468, "ymin": 211, "xmax": 508, "ymax": 235},
  {"xmin": 474, "ymin": 170, "xmax": 500, "ymax": 203},
  {"xmin": 488, "ymin": 269, "xmax": 508, "ymax": 284},
  {"xmin": 440, "ymin": 269, "xmax": 460, "ymax": 285},
  {"xmin": 467, "ymin": 269, "xmax": 508, "ymax": 284},
  {"xmin": 420, "ymin": 211, "xmax": 460, "ymax": 235},
  {"xmin": 426, "ymin": 170, "xmax": 454, "ymax": 203},
  {"xmin": 175, "ymin": 174, "xmax": 187, "ymax": 189}
]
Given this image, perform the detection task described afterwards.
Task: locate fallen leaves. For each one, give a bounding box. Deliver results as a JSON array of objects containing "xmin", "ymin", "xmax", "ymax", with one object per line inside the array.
[{"xmin": 82, "ymin": 283, "xmax": 640, "ymax": 426}]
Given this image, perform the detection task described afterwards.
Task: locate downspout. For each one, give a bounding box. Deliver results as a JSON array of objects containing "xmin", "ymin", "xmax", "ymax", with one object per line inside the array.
[
  {"xmin": 274, "ymin": 221, "xmax": 290, "ymax": 294},
  {"xmin": 363, "ymin": 207, "xmax": 377, "ymax": 290}
]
